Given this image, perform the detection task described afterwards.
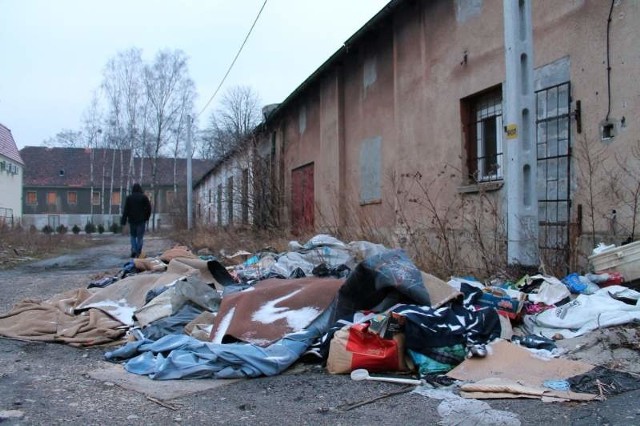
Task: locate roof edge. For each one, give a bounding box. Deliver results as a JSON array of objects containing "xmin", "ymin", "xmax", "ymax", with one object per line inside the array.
[{"xmin": 266, "ymin": 0, "xmax": 402, "ymax": 122}]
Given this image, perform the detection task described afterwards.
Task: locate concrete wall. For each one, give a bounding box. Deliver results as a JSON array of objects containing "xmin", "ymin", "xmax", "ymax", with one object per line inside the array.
[
  {"xmin": 263, "ymin": 0, "xmax": 638, "ymax": 256},
  {"xmin": 195, "ymin": 145, "xmax": 257, "ymax": 228}
]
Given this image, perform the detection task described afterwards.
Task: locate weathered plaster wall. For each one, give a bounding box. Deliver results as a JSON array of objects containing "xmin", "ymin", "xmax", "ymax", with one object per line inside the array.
[{"xmin": 266, "ymin": 0, "xmax": 639, "ymax": 256}]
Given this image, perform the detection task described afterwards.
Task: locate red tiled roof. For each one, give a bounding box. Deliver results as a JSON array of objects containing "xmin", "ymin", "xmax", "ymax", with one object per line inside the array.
[
  {"xmin": 0, "ymin": 123, "xmax": 24, "ymax": 165},
  {"xmin": 20, "ymin": 146, "xmax": 215, "ymax": 188}
]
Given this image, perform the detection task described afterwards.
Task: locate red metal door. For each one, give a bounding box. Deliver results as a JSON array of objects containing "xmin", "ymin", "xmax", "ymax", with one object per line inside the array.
[{"xmin": 291, "ymin": 163, "xmax": 314, "ymax": 234}]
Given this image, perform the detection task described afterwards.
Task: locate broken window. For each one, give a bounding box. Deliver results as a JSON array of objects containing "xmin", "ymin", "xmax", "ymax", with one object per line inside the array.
[{"xmin": 462, "ymin": 87, "xmax": 503, "ymax": 183}]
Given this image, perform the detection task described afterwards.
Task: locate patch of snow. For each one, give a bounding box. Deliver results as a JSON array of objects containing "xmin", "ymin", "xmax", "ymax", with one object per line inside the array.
[
  {"xmin": 83, "ymin": 298, "xmax": 136, "ymax": 325},
  {"xmin": 211, "ymin": 307, "xmax": 235, "ymax": 344},
  {"xmin": 251, "ymin": 289, "xmax": 320, "ymax": 330}
]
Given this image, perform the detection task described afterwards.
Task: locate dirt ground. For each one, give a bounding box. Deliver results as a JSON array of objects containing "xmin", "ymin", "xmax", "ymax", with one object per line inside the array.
[{"xmin": 1, "ymin": 234, "xmax": 639, "ymax": 425}]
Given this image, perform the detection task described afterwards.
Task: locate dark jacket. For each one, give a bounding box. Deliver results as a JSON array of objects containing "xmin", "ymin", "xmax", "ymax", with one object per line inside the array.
[{"xmin": 121, "ymin": 186, "xmax": 152, "ymax": 226}]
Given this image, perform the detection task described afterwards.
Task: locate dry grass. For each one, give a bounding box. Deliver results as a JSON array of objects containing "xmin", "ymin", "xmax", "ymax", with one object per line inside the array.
[
  {"xmin": 0, "ymin": 227, "xmax": 103, "ymax": 270},
  {"xmin": 169, "ymin": 226, "xmax": 299, "ymax": 257}
]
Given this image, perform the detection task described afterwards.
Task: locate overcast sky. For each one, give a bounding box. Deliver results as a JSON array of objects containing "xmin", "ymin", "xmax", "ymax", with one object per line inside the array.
[{"xmin": 0, "ymin": 0, "xmax": 390, "ymax": 149}]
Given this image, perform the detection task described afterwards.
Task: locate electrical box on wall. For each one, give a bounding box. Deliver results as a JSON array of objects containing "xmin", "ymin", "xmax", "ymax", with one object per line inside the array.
[{"xmin": 600, "ymin": 118, "xmax": 618, "ymax": 142}]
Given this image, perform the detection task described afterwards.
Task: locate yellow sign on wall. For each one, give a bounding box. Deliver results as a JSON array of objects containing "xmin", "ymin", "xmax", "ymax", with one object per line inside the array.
[{"xmin": 505, "ymin": 124, "xmax": 518, "ymax": 139}]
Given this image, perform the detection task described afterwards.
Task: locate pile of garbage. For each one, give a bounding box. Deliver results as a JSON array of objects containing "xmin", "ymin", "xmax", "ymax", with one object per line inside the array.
[{"xmin": 1, "ymin": 235, "xmax": 640, "ymax": 402}]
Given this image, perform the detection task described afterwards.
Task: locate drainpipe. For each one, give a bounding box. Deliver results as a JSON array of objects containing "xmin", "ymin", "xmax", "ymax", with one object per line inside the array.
[{"xmin": 503, "ymin": 0, "xmax": 539, "ymax": 266}]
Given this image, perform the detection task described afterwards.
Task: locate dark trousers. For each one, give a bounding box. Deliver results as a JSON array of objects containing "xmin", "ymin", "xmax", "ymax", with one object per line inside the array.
[{"xmin": 129, "ymin": 222, "xmax": 146, "ymax": 256}]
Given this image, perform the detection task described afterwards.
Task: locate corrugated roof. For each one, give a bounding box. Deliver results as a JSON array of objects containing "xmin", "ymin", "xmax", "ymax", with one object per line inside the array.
[
  {"xmin": 20, "ymin": 146, "xmax": 214, "ymax": 188},
  {"xmin": 0, "ymin": 123, "xmax": 24, "ymax": 165}
]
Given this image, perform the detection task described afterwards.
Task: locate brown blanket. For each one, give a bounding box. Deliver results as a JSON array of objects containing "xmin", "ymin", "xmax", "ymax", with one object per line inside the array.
[
  {"xmin": 0, "ymin": 256, "xmax": 225, "ymax": 346},
  {"xmin": 75, "ymin": 257, "xmax": 222, "ymax": 325},
  {"xmin": 0, "ymin": 288, "xmax": 125, "ymax": 347},
  {"xmin": 209, "ymin": 277, "xmax": 344, "ymax": 346}
]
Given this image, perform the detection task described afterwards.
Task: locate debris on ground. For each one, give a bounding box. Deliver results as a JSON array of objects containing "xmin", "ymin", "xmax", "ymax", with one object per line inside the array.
[{"xmin": 1, "ymin": 233, "xmax": 640, "ymax": 413}]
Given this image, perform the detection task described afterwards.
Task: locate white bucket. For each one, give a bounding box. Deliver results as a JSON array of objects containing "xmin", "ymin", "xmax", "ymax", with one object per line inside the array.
[{"xmin": 588, "ymin": 240, "xmax": 640, "ymax": 282}]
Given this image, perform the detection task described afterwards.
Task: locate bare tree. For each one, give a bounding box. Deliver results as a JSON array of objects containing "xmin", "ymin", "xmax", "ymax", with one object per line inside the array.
[
  {"xmin": 101, "ymin": 48, "xmax": 148, "ymax": 218},
  {"xmin": 199, "ymin": 85, "xmax": 261, "ymax": 160},
  {"xmin": 575, "ymin": 134, "xmax": 609, "ymax": 246},
  {"xmin": 81, "ymin": 94, "xmax": 104, "ymax": 220},
  {"xmin": 144, "ymin": 49, "xmax": 196, "ymax": 229},
  {"xmin": 43, "ymin": 129, "xmax": 84, "ymax": 148}
]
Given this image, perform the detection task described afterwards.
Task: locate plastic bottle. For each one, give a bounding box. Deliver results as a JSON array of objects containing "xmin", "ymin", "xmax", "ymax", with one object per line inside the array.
[
  {"xmin": 585, "ymin": 273, "xmax": 610, "ymax": 283},
  {"xmin": 577, "ymin": 275, "xmax": 599, "ymax": 295}
]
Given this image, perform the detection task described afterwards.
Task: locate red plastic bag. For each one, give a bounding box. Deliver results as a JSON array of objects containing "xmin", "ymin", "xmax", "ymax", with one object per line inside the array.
[{"xmin": 327, "ymin": 323, "xmax": 408, "ymax": 374}]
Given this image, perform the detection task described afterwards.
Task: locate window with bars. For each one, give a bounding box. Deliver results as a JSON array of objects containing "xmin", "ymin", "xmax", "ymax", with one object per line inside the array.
[{"xmin": 462, "ymin": 87, "xmax": 504, "ymax": 183}]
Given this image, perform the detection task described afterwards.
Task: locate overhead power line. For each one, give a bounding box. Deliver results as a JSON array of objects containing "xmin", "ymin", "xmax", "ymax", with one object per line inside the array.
[{"xmin": 197, "ymin": 0, "xmax": 268, "ymax": 118}]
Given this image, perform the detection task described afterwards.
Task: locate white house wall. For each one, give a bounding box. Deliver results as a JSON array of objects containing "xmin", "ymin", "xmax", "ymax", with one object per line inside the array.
[{"xmin": 0, "ymin": 156, "xmax": 23, "ymax": 224}]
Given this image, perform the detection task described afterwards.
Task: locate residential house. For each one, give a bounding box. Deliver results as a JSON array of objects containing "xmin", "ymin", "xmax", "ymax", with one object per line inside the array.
[
  {"xmin": 20, "ymin": 146, "xmax": 214, "ymax": 230},
  {"xmin": 0, "ymin": 123, "xmax": 24, "ymax": 227},
  {"xmin": 205, "ymin": 0, "xmax": 638, "ymax": 273}
]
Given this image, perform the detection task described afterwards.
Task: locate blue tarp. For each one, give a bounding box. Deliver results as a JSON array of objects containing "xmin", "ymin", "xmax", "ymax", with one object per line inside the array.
[{"xmin": 105, "ymin": 305, "xmax": 333, "ymax": 380}]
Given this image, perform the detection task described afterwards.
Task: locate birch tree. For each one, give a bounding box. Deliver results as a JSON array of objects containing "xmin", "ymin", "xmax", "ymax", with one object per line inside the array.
[
  {"xmin": 81, "ymin": 94, "xmax": 104, "ymax": 220},
  {"xmin": 144, "ymin": 49, "xmax": 196, "ymax": 229},
  {"xmin": 102, "ymin": 48, "xmax": 146, "ymax": 216}
]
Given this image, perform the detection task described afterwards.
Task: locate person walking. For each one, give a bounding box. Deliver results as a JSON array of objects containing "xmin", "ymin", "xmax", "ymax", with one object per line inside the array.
[{"xmin": 120, "ymin": 183, "xmax": 152, "ymax": 258}]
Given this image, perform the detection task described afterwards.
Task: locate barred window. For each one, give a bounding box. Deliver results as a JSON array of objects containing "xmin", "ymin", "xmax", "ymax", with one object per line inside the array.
[{"xmin": 462, "ymin": 87, "xmax": 503, "ymax": 183}]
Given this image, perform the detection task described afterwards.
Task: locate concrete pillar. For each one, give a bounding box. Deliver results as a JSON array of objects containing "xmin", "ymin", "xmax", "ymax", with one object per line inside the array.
[{"xmin": 503, "ymin": 0, "xmax": 539, "ymax": 266}]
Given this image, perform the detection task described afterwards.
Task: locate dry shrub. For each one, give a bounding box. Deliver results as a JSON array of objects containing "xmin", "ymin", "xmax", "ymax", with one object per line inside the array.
[
  {"xmin": 0, "ymin": 226, "xmax": 95, "ymax": 269},
  {"xmin": 170, "ymin": 226, "xmax": 292, "ymax": 257}
]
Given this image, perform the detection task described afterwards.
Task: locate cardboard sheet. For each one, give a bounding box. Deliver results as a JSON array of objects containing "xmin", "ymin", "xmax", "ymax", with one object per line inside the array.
[
  {"xmin": 447, "ymin": 340, "xmax": 594, "ymax": 387},
  {"xmin": 459, "ymin": 377, "xmax": 596, "ymax": 401},
  {"xmin": 89, "ymin": 363, "xmax": 239, "ymax": 400},
  {"xmin": 420, "ymin": 272, "xmax": 462, "ymax": 308},
  {"xmin": 447, "ymin": 339, "xmax": 596, "ymax": 400}
]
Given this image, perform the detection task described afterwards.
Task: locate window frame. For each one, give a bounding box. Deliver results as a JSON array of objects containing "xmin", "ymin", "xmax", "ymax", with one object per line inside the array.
[
  {"xmin": 92, "ymin": 191, "xmax": 101, "ymax": 206},
  {"xmin": 111, "ymin": 191, "xmax": 121, "ymax": 206},
  {"xmin": 47, "ymin": 191, "xmax": 57, "ymax": 205},
  {"xmin": 26, "ymin": 191, "xmax": 37, "ymax": 205},
  {"xmin": 462, "ymin": 86, "xmax": 504, "ymax": 184},
  {"xmin": 476, "ymin": 113, "xmax": 503, "ymax": 181},
  {"xmin": 67, "ymin": 191, "xmax": 78, "ymax": 205}
]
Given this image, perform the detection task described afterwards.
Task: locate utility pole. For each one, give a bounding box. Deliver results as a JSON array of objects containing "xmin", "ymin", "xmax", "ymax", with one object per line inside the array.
[
  {"xmin": 186, "ymin": 115, "xmax": 193, "ymax": 230},
  {"xmin": 503, "ymin": 0, "xmax": 538, "ymax": 266}
]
